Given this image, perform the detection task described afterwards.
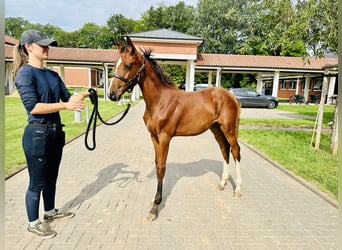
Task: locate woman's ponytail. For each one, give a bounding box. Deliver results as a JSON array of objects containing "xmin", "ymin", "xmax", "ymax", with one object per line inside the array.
[{"xmin": 12, "ymin": 44, "xmax": 28, "ymax": 79}]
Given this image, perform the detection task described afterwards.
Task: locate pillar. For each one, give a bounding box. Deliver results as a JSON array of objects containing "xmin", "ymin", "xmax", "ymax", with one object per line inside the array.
[
  {"xmin": 272, "ymin": 71, "xmax": 279, "ymax": 97},
  {"xmin": 256, "ymin": 72, "xmax": 263, "ymax": 93}
]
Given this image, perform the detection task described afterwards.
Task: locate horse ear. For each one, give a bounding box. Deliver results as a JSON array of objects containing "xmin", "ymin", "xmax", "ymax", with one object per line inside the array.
[
  {"xmin": 125, "ymin": 36, "xmax": 137, "ymax": 55},
  {"xmin": 125, "ymin": 36, "xmax": 133, "ymax": 46},
  {"xmin": 115, "ymin": 40, "xmax": 123, "ymax": 49}
]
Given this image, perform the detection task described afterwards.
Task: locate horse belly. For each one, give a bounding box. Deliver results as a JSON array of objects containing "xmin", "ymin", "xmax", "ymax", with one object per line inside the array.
[{"xmin": 175, "ymin": 114, "xmax": 213, "ymax": 136}]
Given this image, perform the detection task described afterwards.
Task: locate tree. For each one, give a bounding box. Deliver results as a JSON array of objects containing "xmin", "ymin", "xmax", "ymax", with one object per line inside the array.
[
  {"xmin": 140, "ymin": 2, "xmax": 196, "ymax": 33},
  {"xmin": 192, "ymin": 0, "xmax": 248, "ymax": 54},
  {"xmin": 239, "ymin": 0, "xmax": 306, "ymax": 56},
  {"xmin": 5, "ymin": 17, "xmax": 30, "ymax": 38},
  {"xmin": 296, "ymin": 0, "xmax": 338, "ymax": 57},
  {"xmin": 54, "ymin": 30, "xmax": 80, "ymax": 48},
  {"xmin": 106, "ymin": 14, "xmax": 136, "ymax": 42},
  {"xmin": 76, "ymin": 22, "xmax": 113, "ymax": 49}
]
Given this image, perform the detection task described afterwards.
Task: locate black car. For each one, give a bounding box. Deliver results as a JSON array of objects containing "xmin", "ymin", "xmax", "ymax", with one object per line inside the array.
[{"xmin": 229, "ymin": 88, "xmax": 278, "ymax": 109}]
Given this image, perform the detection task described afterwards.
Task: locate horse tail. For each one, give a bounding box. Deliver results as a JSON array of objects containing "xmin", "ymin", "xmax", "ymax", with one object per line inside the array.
[{"xmin": 236, "ymin": 100, "xmax": 241, "ymax": 135}]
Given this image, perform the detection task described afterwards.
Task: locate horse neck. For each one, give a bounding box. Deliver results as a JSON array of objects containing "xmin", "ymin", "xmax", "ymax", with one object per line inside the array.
[{"xmin": 138, "ymin": 61, "xmax": 167, "ymax": 107}]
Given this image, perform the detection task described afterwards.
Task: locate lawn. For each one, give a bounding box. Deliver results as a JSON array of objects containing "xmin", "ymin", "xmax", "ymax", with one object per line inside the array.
[
  {"xmin": 5, "ymin": 96, "xmax": 131, "ymax": 176},
  {"xmin": 239, "ymin": 104, "xmax": 337, "ymax": 199}
]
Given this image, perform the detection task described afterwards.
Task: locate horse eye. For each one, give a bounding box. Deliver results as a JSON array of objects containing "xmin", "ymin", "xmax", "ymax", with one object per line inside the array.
[{"xmin": 125, "ymin": 64, "xmax": 132, "ymax": 70}]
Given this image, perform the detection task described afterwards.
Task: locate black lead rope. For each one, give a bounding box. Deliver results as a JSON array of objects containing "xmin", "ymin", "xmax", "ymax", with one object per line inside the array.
[{"xmin": 85, "ymin": 88, "xmax": 131, "ymax": 151}]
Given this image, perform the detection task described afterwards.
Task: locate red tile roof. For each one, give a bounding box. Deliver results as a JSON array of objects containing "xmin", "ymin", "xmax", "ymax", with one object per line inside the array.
[
  {"xmin": 5, "ymin": 35, "xmax": 338, "ymax": 72},
  {"xmin": 5, "ymin": 45, "xmax": 118, "ymax": 65},
  {"xmin": 48, "ymin": 47, "xmax": 118, "ymax": 64},
  {"xmin": 197, "ymin": 54, "xmax": 338, "ymax": 71},
  {"xmin": 5, "ymin": 35, "xmax": 18, "ymax": 45}
]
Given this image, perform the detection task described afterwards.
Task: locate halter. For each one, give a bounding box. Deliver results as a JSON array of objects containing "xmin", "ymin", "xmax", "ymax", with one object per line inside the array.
[{"xmin": 112, "ymin": 57, "xmax": 145, "ymax": 93}]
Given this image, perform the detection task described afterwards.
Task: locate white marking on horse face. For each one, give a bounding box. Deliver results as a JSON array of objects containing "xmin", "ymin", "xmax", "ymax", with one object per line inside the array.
[
  {"xmin": 115, "ymin": 58, "xmax": 122, "ymax": 73},
  {"xmin": 109, "ymin": 58, "xmax": 122, "ymax": 92}
]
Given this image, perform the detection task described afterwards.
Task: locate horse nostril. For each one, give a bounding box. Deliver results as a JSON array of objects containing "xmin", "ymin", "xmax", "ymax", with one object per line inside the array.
[{"xmin": 108, "ymin": 92, "xmax": 116, "ymax": 101}]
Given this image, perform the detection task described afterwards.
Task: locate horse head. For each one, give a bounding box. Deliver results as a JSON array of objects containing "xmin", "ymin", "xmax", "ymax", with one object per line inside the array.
[{"xmin": 108, "ymin": 37, "xmax": 145, "ymax": 101}]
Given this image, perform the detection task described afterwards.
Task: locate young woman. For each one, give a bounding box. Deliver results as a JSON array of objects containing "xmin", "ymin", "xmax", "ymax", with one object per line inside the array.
[{"xmin": 13, "ymin": 29, "xmax": 89, "ymax": 239}]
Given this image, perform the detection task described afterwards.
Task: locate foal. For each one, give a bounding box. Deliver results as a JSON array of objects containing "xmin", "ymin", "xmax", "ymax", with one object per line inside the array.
[{"xmin": 108, "ymin": 37, "xmax": 242, "ymax": 221}]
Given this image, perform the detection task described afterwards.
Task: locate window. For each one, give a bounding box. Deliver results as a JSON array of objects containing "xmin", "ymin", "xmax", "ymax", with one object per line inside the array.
[
  {"xmin": 313, "ymin": 78, "xmax": 323, "ymax": 90},
  {"xmin": 288, "ymin": 81, "xmax": 296, "ymax": 90},
  {"xmin": 280, "ymin": 80, "xmax": 286, "ymax": 90}
]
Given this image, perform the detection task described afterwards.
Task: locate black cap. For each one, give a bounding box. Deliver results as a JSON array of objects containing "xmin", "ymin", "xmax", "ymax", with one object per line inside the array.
[{"xmin": 19, "ymin": 29, "xmax": 57, "ymax": 47}]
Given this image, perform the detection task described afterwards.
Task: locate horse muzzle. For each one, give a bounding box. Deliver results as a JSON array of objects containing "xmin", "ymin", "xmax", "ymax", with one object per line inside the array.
[{"xmin": 108, "ymin": 91, "xmax": 121, "ymax": 102}]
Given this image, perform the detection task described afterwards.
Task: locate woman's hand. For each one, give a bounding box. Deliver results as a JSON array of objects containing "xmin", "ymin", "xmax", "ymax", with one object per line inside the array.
[
  {"xmin": 69, "ymin": 91, "xmax": 90, "ymax": 102},
  {"xmin": 62, "ymin": 100, "xmax": 86, "ymax": 112},
  {"xmin": 65, "ymin": 91, "xmax": 90, "ymax": 111}
]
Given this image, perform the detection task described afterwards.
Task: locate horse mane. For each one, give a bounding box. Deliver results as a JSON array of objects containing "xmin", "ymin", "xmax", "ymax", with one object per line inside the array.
[{"xmin": 141, "ymin": 49, "xmax": 175, "ymax": 86}]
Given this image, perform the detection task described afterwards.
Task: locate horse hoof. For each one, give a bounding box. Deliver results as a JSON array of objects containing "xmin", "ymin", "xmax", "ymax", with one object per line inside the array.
[
  {"xmin": 147, "ymin": 213, "xmax": 158, "ymax": 222},
  {"xmin": 233, "ymin": 191, "xmax": 242, "ymax": 199},
  {"xmin": 217, "ymin": 184, "xmax": 225, "ymax": 191}
]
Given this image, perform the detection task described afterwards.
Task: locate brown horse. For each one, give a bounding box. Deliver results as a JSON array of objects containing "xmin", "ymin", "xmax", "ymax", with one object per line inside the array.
[{"xmin": 108, "ymin": 37, "xmax": 242, "ymax": 221}]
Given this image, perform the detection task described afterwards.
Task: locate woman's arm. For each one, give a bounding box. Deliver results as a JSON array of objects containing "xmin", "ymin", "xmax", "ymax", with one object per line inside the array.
[{"xmin": 30, "ymin": 91, "xmax": 90, "ymax": 114}]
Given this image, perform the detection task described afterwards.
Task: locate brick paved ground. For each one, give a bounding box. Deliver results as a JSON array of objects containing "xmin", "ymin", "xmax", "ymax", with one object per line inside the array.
[{"xmin": 5, "ymin": 101, "xmax": 338, "ymax": 249}]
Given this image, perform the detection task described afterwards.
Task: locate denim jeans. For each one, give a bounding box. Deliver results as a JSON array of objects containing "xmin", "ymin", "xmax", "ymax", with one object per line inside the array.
[{"xmin": 23, "ymin": 124, "xmax": 65, "ymax": 222}]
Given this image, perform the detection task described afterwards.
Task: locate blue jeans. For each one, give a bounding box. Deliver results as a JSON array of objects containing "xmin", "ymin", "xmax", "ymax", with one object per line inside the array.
[{"xmin": 23, "ymin": 124, "xmax": 65, "ymax": 222}]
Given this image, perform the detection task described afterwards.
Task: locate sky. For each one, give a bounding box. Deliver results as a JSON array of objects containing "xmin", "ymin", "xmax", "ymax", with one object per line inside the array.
[{"xmin": 5, "ymin": 0, "xmax": 198, "ymax": 32}]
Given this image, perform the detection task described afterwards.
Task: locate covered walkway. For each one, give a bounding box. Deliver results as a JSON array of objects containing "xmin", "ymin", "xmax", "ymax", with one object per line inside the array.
[{"xmin": 5, "ymin": 30, "xmax": 338, "ymax": 103}]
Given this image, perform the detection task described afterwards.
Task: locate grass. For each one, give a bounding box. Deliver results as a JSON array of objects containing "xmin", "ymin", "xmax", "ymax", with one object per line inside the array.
[
  {"xmin": 5, "ymin": 96, "xmax": 132, "ymax": 176},
  {"xmin": 239, "ymin": 104, "xmax": 338, "ymax": 199}
]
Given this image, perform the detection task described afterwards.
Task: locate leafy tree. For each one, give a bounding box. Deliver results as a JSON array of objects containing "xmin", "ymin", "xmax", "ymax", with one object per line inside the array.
[
  {"xmin": 140, "ymin": 2, "xmax": 196, "ymax": 33},
  {"xmin": 192, "ymin": 0, "xmax": 248, "ymax": 54},
  {"xmin": 54, "ymin": 30, "xmax": 80, "ymax": 48},
  {"xmin": 5, "ymin": 17, "xmax": 30, "ymax": 38},
  {"xmin": 106, "ymin": 14, "xmax": 136, "ymax": 42},
  {"xmin": 76, "ymin": 22, "xmax": 113, "ymax": 49},
  {"xmin": 239, "ymin": 0, "xmax": 306, "ymax": 56},
  {"xmin": 296, "ymin": 0, "xmax": 338, "ymax": 56}
]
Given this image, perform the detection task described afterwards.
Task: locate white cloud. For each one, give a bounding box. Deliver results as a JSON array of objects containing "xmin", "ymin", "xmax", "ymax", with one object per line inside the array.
[{"xmin": 5, "ymin": 0, "xmax": 198, "ymax": 32}]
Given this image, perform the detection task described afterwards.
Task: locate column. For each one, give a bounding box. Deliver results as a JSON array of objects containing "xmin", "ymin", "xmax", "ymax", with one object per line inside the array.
[
  {"xmin": 185, "ymin": 60, "xmax": 195, "ymax": 91},
  {"xmin": 103, "ymin": 63, "xmax": 109, "ymax": 100},
  {"xmin": 256, "ymin": 72, "xmax": 263, "ymax": 93},
  {"xmin": 327, "ymin": 76, "xmax": 336, "ymax": 104},
  {"xmin": 216, "ymin": 68, "xmax": 222, "ymax": 88},
  {"xmin": 272, "ymin": 71, "xmax": 279, "ymax": 97},
  {"xmin": 208, "ymin": 71, "xmax": 213, "ymax": 87},
  {"xmin": 304, "ymin": 74, "xmax": 310, "ymax": 103}
]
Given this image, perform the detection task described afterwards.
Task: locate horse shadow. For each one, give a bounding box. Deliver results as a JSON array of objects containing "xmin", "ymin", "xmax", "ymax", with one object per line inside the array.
[
  {"xmin": 61, "ymin": 163, "xmax": 140, "ymax": 211},
  {"xmin": 146, "ymin": 159, "xmax": 236, "ymax": 216}
]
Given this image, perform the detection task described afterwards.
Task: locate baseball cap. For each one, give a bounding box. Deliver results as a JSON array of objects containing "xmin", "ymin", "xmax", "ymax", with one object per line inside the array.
[{"xmin": 19, "ymin": 29, "xmax": 57, "ymax": 47}]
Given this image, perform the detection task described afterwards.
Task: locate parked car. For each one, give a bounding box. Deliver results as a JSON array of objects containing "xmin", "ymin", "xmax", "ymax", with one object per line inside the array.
[
  {"xmin": 194, "ymin": 83, "xmax": 209, "ymax": 91},
  {"xmin": 229, "ymin": 88, "xmax": 278, "ymax": 109}
]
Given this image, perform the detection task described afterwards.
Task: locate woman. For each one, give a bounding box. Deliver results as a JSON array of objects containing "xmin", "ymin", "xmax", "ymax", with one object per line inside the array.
[{"xmin": 13, "ymin": 29, "xmax": 89, "ymax": 239}]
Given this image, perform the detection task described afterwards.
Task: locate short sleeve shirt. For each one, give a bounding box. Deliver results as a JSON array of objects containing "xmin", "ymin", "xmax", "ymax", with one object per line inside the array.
[{"xmin": 15, "ymin": 64, "xmax": 71, "ymax": 124}]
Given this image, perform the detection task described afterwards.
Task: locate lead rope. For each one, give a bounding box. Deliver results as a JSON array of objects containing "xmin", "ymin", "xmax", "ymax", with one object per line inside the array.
[{"xmin": 85, "ymin": 88, "xmax": 131, "ymax": 150}]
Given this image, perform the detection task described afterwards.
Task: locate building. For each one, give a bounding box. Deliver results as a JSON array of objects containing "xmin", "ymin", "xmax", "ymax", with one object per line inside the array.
[{"xmin": 4, "ymin": 30, "xmax": 338, "ymax": 103}]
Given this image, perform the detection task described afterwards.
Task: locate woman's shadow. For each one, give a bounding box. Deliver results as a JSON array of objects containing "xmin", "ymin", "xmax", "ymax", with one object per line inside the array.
[{"xmin": 61, "ymin": 163, "xmax": 140, "ymax": 211}]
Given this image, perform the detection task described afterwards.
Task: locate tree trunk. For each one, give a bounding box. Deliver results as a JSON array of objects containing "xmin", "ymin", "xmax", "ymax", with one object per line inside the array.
[
  {"xmin": 314, "ymin": 70, "xmax": 329, "ymax": 150},
  {"xmin": 330, "ymin": 99, "xmax": 338, "ymax": 155}
]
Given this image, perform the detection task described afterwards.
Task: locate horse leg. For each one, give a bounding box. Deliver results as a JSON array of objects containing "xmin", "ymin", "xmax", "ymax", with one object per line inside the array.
[
  {"xmin": 221, "ymin": 126, "xmax": 242, "ymax": 199},
  {"xmin": 210, "ymin": 123, "xmax": 231, "ymax": 191},
  {"xmin": 148, "ymin": 134, "xmax": 170, "ymax": 221}
]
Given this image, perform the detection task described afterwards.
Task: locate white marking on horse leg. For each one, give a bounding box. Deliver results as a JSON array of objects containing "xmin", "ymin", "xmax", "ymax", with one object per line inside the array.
[
  {"xmin": 218, "ymin": 161, "xmax": 229, "ymax": 190},
  {"xmin": 151, "ymin": 179, "xmax": 164, "ymax": 203},
  {"xmin": 234, "ymin": 161, "xmax": 242, "ymax": 198}
]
